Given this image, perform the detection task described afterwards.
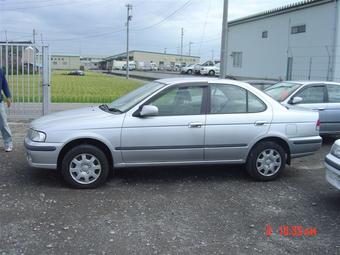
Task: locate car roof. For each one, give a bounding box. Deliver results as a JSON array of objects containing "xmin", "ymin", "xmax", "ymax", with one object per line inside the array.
[
  {"xmin": 157, "ymin": 77, "xmax": 247, "ymax": 86},
  {"xmin": 285, "ymin": 81, "xmax": 340, "ymax": 86}
]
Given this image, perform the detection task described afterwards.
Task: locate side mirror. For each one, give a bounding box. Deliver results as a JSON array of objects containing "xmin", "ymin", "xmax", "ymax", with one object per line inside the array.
[
  {"xmin": 139, "ymin": 105, "xmax": 159, "ymax": 117},
  {"xmin": 290, "ymin": 96, "xmax": 303, "ymax": 104}
]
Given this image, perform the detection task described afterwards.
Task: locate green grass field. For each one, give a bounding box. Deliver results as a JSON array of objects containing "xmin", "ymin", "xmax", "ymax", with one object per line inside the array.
[{"xmin": 5, "ymin": 71, "xmax": 144, "ymax": 103}]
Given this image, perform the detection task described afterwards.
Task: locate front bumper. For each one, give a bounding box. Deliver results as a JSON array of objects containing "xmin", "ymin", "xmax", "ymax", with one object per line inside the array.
[
  {"xmin": 24, "ymin": 137, "xmax": 62, "ymax": 169},
  {"xmin": 325, "ymin": 153, "xmax": 340, "ymax": 190}
]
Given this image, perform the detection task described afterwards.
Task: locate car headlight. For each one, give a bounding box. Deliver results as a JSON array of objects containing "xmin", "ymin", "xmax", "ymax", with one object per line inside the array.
[
  {"xmin": 28, "ymin": 129, "xmax": 46, "ymax": 142},
  {"xmin": 331, "ymin": 143, "xmax": 340, "ymax": 159}
]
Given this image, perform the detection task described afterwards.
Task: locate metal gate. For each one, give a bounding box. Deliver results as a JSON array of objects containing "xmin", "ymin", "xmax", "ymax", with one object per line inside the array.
[{"xmin": 0, "ymin": 42, "xmax": 50, "ymax": 119}]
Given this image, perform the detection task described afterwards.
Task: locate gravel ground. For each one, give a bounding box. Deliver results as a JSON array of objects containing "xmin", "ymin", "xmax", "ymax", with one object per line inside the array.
[{"xmin": 0, "ymin": 122, "xmax": 339, "ymax": 255}]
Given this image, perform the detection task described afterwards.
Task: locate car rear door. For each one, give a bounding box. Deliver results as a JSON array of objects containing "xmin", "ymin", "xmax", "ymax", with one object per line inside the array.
[
  {"xmin": 325, "ymin": 84, "xmax": 340, "ymax": 133},
  {"xmin": 291, "ymin": 84, "xmax": 328, "ymax": 133},
  {"xmin": 120, "ymin": 83, "xmax": 208, "ymax": 164},
  {"xmin": 204, "ymin": 83, "xmax": 272, "ymax": 162}
]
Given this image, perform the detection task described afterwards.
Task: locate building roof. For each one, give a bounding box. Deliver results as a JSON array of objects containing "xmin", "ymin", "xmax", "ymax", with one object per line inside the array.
[
  {"xmin": 51, "ymin": 53, "xmax": 80, "ymax": 57},
  {"xmin": 104, "ymin": 50, "xmax": 200, "ymax": 61},
  {"xmin": 0, "ymin": 41, "xmax": 33, "ymax": 45},
  {"xmin": 229, "ymin": 0, "xmax": 334, "ymax": 26}
]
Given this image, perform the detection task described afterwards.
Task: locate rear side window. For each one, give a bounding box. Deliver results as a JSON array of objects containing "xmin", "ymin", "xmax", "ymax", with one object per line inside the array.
[
  {"xmin": 327, "ymin": 85, "xmax": 340, "ymax": 103},
  {"xmin": 210, "ymin": 84, "xmax": 266, "ymax": 114},
  {"xmin": 295, "ymin": 86, "xmax": 325, "ymax": 104}
]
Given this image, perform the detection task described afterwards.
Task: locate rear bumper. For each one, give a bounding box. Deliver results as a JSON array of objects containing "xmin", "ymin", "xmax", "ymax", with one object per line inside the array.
[
  {"xmin": 288, "ymin": 136, "xmax": 322, "ymax": 159},
  {"xmin": 325, "ymin": 154, "xmax": 340, "ymax": 190},
  {"xmin": 24, "ymin": 137, "xmax": 62, "ymax": 170}
]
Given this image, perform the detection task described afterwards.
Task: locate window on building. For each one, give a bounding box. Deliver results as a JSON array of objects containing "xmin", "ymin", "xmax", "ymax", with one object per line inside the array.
[
  {"xmin": 291, "ymin": 25, "xmax": 306, "ymax": 34},
  {"xmin": 232, "ymin": 52, "xmax": 242, "ymax": 68},
  {"xmin": 262, "ymin": 31, "xmax": 268, "ymax": 38},
  {"xmin": 53, "ymin": 61, "xmax": 57, "ymax": 65}
]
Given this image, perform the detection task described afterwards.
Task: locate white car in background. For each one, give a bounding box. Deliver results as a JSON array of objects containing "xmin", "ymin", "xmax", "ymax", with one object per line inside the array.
[
  {"xmin": 181, "ymin": 64, "xmax": 195, "ymax": 74},
  {"xmin": 325, "ymin": 139, "xmax": 340, "ymax": 190},
  {"xmin": 201, "ymin": 63, "xmax": 220, "ymax": 76},
  {"xmin": 194, "ymin": 60, "xmax": 220, "ymax": 74}
]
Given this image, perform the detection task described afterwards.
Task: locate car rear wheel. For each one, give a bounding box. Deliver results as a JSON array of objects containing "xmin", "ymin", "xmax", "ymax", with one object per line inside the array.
[
  {"xmin": 61, "ymin": 144, "xmax": 109, "ymax": 189},
  {"xmin": 209, "ymin": 70, "xmax": 215, "ymax": 76},
  {"xmin": 187, "ymin": 69, "xmax": 193, "ymax": 74},
  {"xmin": 246, "ymin": 141, "xmax": 286, "ymax": 181}
]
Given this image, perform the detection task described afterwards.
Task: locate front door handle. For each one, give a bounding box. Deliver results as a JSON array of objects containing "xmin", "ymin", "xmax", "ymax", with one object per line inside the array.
[
  {"xmin": 188, "ymin": 122, "xmax": 203, "ymax": 128},
  {"xmin": 255, "ymin": 120, "xmax": 268, "ymax": 126},
  {"xmin": 313, "ymin": 107, "xmax": 325, "ymax": 111}
]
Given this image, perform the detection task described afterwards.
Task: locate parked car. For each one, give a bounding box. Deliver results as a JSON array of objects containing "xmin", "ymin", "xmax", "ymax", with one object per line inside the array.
[
  {"xmin": 25, "ymin": 78, "xmax": 322, "ymax": 188},
  {"xmin": 264, "ymin": 81, "xmax": 340, "ymax": 135},
  {"xmin": 181, "ymin": 64, "xmax": 195, "ymax": 74},
  {"xmin": 68, "ymin": 70, "xmax": 85, "ymax": 76},
  {"xmin": 194, "ymin": 60, "xmax": 220, "ymax": 74},
  {"xmin": 200, "ymin": 63, "xmax": 220, "ymax": 76},
  {"xmin": 243, "ymin": 80, "xmax": 278, "ymax": 91},
  {"xmin": 325, "ymin": 139, "xmax": 340, "ymax": 190},
  {"xmin": 122, "ymin": 63, "xmax": 136, "ymax": 71}
]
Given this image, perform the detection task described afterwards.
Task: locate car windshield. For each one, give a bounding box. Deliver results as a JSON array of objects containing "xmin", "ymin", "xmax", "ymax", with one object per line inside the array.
[
  {"xmin": 108, "ymin": 82, "xmax": 165, "ymax": 112},
  {"xmin": 264, "ymin": 82, "xmax": 302, "ymax": 102}
]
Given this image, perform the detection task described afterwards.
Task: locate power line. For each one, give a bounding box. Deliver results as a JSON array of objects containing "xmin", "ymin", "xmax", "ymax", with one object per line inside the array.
[
  {"xmin": 132, "ymin": 0, "xmax": 193, "ymax": 31},
  {"xmin": 1, "ymin": 0, "xmax": 104, "ymax": 11}
]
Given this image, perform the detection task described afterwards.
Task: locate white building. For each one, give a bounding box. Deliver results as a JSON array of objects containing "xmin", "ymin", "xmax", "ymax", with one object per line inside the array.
[
  {"xmin": 226, "ymin": 0, "xmax": 340, "ymax": 81},
  {"xmin": 80, "ymin": 55, "xmax": 105, "ymax": 70},
  {"xmin": 51, "ymin": 54, "xmax": 80, "ymax": 70}
]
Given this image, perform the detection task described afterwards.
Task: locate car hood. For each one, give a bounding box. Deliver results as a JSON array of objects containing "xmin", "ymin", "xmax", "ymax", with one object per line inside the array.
[{"xmin": 30, "ymin": 106, "xmax": 123, "ymax": 131}]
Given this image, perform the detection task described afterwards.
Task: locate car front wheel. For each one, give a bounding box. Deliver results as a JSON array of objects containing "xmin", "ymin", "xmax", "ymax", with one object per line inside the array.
[
  {"xmin": 187, "ymin": 69, "xmax": 193, "ymax": 74},
  {"xmin": 61, "ymin": 144, "xmax": 109, "ymax": 189},
  {"xmin": 209, "ymin": 70, "xmax": 215, "ymax": 76},
  {"xmin": 246, "ymin": 141, "xmax": 286, "ymax": 181}
]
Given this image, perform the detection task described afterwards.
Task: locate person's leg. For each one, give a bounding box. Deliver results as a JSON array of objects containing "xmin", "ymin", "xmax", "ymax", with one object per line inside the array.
[{"xmin": 0, "ymin": 102, "xmax": 13, "ymax": 150}]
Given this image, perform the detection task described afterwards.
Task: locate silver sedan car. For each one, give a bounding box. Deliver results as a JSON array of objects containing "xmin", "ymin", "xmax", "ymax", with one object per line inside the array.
[
  {"xmin": 325, "ymin": 139, "xmax": 340, "ymax": 190},
  {"xmin": 265, "ymin": 81, "xmax": 340, "ymax": 134},
  {"xmin": 25, "ymin": 78, "xmax": 322, "ymax": 188}
]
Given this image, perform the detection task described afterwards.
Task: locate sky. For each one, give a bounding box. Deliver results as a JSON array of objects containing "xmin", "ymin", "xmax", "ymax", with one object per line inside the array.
[{"xmin": 0, "ymin": 0, "xmax": 301, "ymax": 60}]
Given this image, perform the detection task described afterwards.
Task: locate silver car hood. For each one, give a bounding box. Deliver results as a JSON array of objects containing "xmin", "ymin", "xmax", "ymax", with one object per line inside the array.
[{"xmin": 30, "ymin": 106, "xmax": 122, "ymax": 131}]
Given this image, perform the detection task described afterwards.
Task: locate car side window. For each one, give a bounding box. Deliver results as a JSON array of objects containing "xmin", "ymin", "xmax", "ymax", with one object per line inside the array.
[
  {"xmin": 295, "ymin": 86, "xmax": 325, "ymax": 104},
  {"xmin": 248, "ymin": 92, "xmax": 267, "ymax": 113},
  {"xmin": 327, "ymin": 85, "xmax": 340, "ymax": 103},
  {"xmin": 210, "ymin": 84, "xmax": 266, "ymax": 114},
  {"xmin": 150, "ymin": 86, "xmax": 204, "ymax": 116}
]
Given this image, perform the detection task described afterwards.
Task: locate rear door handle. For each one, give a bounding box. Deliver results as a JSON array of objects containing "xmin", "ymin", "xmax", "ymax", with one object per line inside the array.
[
  {"xmin": 255, "ymin": 121, "xmax": 268, "ymax": 126},
  {"xmin": 313, "ymin": 107, "xmax": 325, "ymax": 111},
  {"xmin": 188, "ymin": 122, "xmax": 203, "ymax": 128}
]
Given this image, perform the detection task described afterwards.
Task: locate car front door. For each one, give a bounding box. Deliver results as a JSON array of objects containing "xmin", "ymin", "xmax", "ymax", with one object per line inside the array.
[
  {"xmin": 120, "ymin": 83, "xmax": 207, "ymax": 164},
  {"xmin": 290, "ymin": 84, "xmax": 327, "ymax": 133},
  {"xmin": 204, "ymin": 83, "xmax": 271, "ymax": 162},
  {"xmin": 325, "ymin": 84, "xmax": 340, "ymax": 133}
]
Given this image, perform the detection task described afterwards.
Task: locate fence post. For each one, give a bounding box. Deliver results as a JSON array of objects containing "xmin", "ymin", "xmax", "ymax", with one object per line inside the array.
[
  {"xmin": 42, "ymin": 46, "xmax": 50, "ymax": 115},
  {"xmin": 308, "ymin": 57, "xmax": 312, "ymax": 80},
  {"xmin": 286, "ymin": 57, "xmax": 293, "ymax": 80}
]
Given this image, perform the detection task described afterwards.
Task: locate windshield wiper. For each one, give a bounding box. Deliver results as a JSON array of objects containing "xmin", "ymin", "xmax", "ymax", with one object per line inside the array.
[
  {"xmin": 108, "ymin": 106, "xmax": 122, "ymax": 113},
  {"xmin": 99, "ymin": 104, "xmax": 122, "ymax": 113}
]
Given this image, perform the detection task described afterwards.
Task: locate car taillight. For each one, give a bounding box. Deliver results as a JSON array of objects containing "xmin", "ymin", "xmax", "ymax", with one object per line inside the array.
[{"xmin": 316, "ymin": 119, "xmax": 320, "ymax": 131}]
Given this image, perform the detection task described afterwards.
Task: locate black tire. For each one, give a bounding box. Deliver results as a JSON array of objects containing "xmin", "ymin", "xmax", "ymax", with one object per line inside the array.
[
  {"xmin": 61, "ymin": 144, "xmax": 110, "ymax": 189},
  {"xmin": 246, "ymin": 141, "xmax": 286, "ymax": 181},
  {"xmin": 209, "ymin": 70, "xmax": 215, "ymax": 76},
  {"xmin": 187, "ymin": 69, "xmax": 193, "ymax": 75}
]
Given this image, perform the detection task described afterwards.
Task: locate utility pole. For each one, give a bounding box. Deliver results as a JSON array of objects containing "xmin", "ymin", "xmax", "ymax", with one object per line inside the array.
[
  {"xmin": 180, "ymin": 28, "xmax": 184, "ymax": 57},
  {"xmin": 219, "ymin": 0, "xmax": 228, "ymax": 79},
  {"xmin": 211, "ymin": 49, "xmax": 214, "ymax": 60},
  {"xmin": 125, "ymin": 4, "xmax": 132, "ymax": 79},
  {"xmin": 164, "ymin": 48, "xmax": 167, "ymax": 54},
  {"xmin": 33, "ymin": 29, "xmax": 36, "ymax": 44},
  {"xmin": 188, "ymin": 42, "xmax": 193, "ymax": 56}
]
